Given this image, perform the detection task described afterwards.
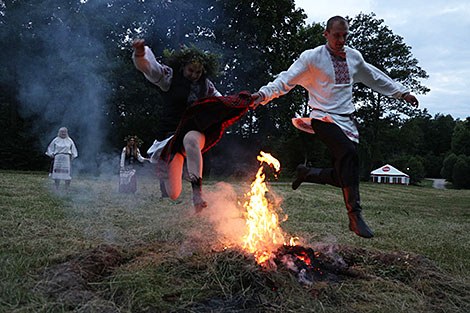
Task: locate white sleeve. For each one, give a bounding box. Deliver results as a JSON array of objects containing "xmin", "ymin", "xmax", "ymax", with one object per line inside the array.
[
  {"xmin": 353, "ymin": 52, "xmax": 409, "ymax": 98},
  {"xmin": 206, "ymin": 79, "xmax": 222, "ymax": 97},
  {"xmin": 258, "ymin": 51, "xmax": 312, "ymax": 105},
  {"xmin": 120, "ymin": 148, "xmax": 126, "ymax": 168},
  {"xmin": 70, "ymin": 139, "xmax": 78, "ymax": 159},
  {"xmin": 45, "ymin": 138, "xmax": 56, "ymax": 157},
  {"xmin": 133, "ymin": 46, "xmax": 173, "ymax": 92},
  {"xmin": 136, "ymin": 148, "xmax": 146, "ymax": 162}
]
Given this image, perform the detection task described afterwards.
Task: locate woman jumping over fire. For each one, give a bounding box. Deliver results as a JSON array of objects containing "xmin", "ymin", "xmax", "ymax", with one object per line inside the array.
[{"xmin": 132, "ymin": 40, "xmax": 252, "ymax": 213}]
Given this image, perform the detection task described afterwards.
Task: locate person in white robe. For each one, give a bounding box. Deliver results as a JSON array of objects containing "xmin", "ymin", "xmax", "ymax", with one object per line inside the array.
[
  {"xmin": 252, "ymin": 16, "xmax": 419, "ymax": 238},
  {"xmin": 45, "ymin": 127, "xmax": 78, "ymax": 190}
]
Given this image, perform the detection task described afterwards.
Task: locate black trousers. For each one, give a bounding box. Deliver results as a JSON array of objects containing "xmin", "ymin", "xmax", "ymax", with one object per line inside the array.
[{"xmin": 310, "ymin": 119, "xmax": 359, "ymax": 188}]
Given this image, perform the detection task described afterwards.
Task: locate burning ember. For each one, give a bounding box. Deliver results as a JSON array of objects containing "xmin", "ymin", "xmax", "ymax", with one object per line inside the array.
[{"xmin": 241, "ymin": 151, "xmax": 294, "ymax": 264}]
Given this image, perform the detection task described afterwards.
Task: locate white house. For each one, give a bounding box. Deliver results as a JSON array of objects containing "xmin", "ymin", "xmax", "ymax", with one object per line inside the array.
[{"xmin": 370, "ymin": 164, "xmax": 410, "ymax": 185}]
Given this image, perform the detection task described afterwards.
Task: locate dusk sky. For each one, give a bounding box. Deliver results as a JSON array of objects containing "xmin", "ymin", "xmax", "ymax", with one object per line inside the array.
[{"xmin": 295, "ymin": 0, "xmax": 470, "ymax": 119}]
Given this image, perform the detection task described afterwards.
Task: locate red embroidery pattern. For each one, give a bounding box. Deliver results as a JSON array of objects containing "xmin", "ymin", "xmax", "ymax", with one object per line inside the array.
[
  {"xmin": 344, "ymin": 129, "xmax": 359, "ymax": 139},
  {"xmin": 330, "ymin": 54, "xmax": 350, "ymax": 84},
  {"xmin": 54, "ymin": 169, "xmax": 69, "ymax": 173}
]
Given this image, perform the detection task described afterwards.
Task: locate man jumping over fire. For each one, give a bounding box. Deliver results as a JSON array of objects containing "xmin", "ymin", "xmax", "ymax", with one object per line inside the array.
[{"xmin": 251, "ymin": 16, "xmax": 419, "ymax": 238}]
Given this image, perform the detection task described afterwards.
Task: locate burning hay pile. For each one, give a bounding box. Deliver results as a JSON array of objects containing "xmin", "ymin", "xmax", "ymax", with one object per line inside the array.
[{"xmin": 234, "ymin": 151, "xmax": 357, "ymax": 284}]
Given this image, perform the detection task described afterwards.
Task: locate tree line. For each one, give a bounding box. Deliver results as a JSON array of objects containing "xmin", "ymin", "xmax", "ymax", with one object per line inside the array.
[{"xmin": 0, "ymin": 0, "xmax": 469, "ymax": 188}]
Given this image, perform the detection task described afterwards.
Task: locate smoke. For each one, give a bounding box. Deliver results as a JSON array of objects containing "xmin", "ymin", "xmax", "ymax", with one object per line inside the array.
[
  {"xmin": 11, "ymin": 0, "xmax": 111, "ymax": 174},
  {"xmin": 200, "ymin": 182, "xmax": 248, "ymax": 247}
]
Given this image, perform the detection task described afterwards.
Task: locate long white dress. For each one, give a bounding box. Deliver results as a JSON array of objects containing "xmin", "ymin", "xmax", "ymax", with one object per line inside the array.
[{"xmin": 45, "ymin": 137, "xmax": 78, "ymax": 180}]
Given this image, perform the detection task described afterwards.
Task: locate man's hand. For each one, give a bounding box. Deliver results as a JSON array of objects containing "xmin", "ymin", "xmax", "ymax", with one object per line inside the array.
[
  {"xmin": 251, "ymin": 92, "xmax": 263, "ymax": 109},
  {"xmin": 132, "ymin": 39, "xmax": 146, "ymax": 57},
  {"xmin": 404, "ymin": 93, "xmax": 419, "ymax": 107}
]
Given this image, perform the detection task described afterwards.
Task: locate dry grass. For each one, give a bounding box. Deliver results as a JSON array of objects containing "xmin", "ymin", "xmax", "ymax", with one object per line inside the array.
[{"xmin": 1, "ymin": 171, "xmax": 469, "ymax": 312}]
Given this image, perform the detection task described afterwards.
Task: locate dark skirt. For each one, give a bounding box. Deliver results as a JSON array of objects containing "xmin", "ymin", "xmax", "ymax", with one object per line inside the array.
[{"xmin": 159, "ymin": 91, "xmax": 253, "ymax": 164}]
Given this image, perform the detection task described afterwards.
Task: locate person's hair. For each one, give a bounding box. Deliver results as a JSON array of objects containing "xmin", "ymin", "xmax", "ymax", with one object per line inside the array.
[
  {"xmin": 125, "ymin": 144, "xmax": 138, "ymax": 158},
  {"xmin": 124, "ymin": 135, "xmax": 142, "ymax": 158},
  {"xmin": 326, "ymin": 16, "xmax": 348, "ymax": 32},
  {"xmin": 57, "ymin": 127, "xmax": 69, "ymax": 138},
  {"xmin": 162, "ymin": 44, "xmax": 219, "ymax": 78}
]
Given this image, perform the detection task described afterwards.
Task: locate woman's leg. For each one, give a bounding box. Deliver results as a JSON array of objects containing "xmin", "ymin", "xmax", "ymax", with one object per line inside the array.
[
  {"xmin": 183, "ymin": 131, "xmax": 205, "ymax": 178},
  {"xmin": 54, "ymin": 179, "xmax": 60, "ymax": 190},
  {"xmin": 165, "ymin": 153, "xmax": 184, "ymax": 200},
  {"xmin": 65, "ymin": 180, "xmax": 71, "ymax": 190},
  {"xmin": 182, "ymin": 131, "xmax": 207, "ymax": 212}
]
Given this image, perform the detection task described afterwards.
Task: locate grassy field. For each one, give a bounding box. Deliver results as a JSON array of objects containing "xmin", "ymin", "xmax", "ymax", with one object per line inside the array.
[{"xmin": 1, "ymin": 171, "xmax": 469, "ymax": 312}]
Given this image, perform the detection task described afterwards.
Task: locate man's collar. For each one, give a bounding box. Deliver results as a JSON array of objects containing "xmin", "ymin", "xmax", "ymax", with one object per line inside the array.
[{"xmin": 325, "ymin": 44, "xmax": 346, "ymax": 59}]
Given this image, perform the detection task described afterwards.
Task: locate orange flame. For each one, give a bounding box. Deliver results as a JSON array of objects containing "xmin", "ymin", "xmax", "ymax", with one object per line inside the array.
[{"xmin": 242, "ymin": 151, "xmax": 295, "ymax": 264}]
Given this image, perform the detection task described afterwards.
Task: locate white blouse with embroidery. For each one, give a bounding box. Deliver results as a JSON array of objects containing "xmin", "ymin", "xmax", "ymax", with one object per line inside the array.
[{"xmin": 45, "ymin": 137, "xmax": 78, "ymax": 159}]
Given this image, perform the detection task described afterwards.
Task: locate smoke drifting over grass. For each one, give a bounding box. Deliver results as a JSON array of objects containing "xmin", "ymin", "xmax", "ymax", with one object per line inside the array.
[
  {"xmin": 203, "ymin": 182, "xmax": 249, "ymax": 247},
  {"xmin": 13, "ymin": 1, "xmax": 111, "ymax": 173}
]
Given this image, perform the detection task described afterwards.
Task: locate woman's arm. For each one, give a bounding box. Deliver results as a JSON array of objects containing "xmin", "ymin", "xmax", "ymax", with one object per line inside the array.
[{"xmin": 132, "ymin": 39, "xmax": 173, "ymax": 91}]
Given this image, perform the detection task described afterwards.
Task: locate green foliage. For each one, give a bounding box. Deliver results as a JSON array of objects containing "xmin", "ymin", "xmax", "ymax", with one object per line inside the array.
[
  {"xmin": 348, "ymin": 12, "xmax": 429, "ymax": 176},
  {"xmin": 452, "ymin": 155, "xmax": 470, "ymax": 189},
  {"xmin": 405, "ymin": 156, "xmax": 426, "ymax": 185},
  {"xmin": 441, "ymin": 153, "xmax": 458, "ymax": 182},
  {"xmin": 388, "ymin": 155, "xmax": 425, "ymax": 185},
  {"xmin": 163, "ymin": 44, "xmax": 220, "ymax": 78},
  {"xmin": 451, "ymin": 118, "xmax": 470, "ymax": 156},
  {"xmin": 123, "ymin": 135, "xmax": 144, "ymax": 147},
  {"xmin": 422, "ymin": 152, "xmax": 444, "ymax": 178}
]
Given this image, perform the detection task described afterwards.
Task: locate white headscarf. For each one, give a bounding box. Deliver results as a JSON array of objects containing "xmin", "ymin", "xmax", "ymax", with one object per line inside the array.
[{"xmin": 57, "ymin": 127, "xmax": 69, "ymax": 139}]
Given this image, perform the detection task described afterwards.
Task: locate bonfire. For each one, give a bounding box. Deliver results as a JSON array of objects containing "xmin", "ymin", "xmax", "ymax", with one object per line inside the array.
[
  {"xmin": 241, "ymin": 151, "xmax": 289, "ymax": 264},
  {"xmin": 240, "ymin": 151, "xmax": 333, "ymax": 283}
]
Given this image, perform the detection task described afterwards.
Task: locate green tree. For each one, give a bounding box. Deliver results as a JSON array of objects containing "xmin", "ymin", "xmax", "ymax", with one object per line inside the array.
[
  {"xmin": 451, "ymin": 118, "xmax": 470, "ymax": 156},
  {"xmin": 405, "ymin": 156, "xmax": 425, "ymax": 185},
  {"xmin": 389, "ymin": 155, "xmax": 425, "ymax": 185},
  {"xmin": 452, "ymin": 155, "xmax": 470, "ymax": 189},
  {"xmin": 200, "ymin": 0, "xmax": 310, "ymax": 140},
  {"xmin": 441, "ymin": 153, "xmax": 458, "ymax": 182},
  {"xmin": 429, "ymin": 114, "xmax": 456, "ymax": 155},
  {"xmin": 348, "ymin": 13, "xmax": 429, "ymax": 174}
]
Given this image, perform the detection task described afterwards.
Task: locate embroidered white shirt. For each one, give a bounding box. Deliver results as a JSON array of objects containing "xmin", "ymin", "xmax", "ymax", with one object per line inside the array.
[{"xmin": 258, "ymin": 45, "xmax": 409, "ymax": 142}]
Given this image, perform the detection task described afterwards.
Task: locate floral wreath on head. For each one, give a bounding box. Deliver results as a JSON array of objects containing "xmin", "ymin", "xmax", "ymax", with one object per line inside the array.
[
  {"xmin": 124, "ymin": 135, "xmax": 143, "ymax": 147},
  {"xmin": 163, "ymin": 43, "xmax": 220, "ymax": 78}
]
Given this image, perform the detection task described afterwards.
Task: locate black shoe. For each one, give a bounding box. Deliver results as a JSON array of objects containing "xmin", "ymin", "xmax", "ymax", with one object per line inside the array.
[
  {"xmin": 342, "ymin": 186, "xmax": 374, "ymax": 238},
  {"xmin": 292, "ymin": 165, "xmax": 323, "ymax": 190},
  {"xmin": 292, "ymin": 164, "xmax": 309, "ymax": 190},
  {"xmin": 347, "ymin": 211, "xmax": 374, "ymax": 238}
]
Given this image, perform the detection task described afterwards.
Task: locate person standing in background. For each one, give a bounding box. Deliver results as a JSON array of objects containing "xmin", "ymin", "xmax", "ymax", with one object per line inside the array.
[
  {"xmin": 45, "ymin": 127, "xmax": 78, "ymax": 191},
  {"xmin": 119, "ymin": 135, "xmax": 149, "ymax": 193}
]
